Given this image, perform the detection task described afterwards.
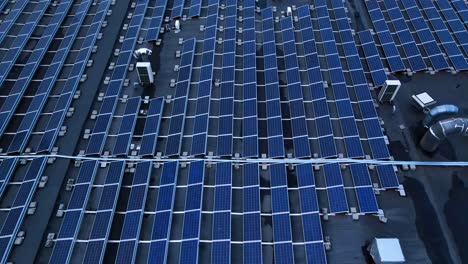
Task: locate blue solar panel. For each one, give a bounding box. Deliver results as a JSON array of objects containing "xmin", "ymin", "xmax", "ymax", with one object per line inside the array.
[
  {"xmin": 115, "ymin": 161, "xmax": 151, "ymax": 263},
  {"xmin": 323, "ymin": 163, "xmax": 348, "ymax": 213},
  {"xmin": 364, "ymin": 0, "xmax": 406, "ymax": 72},
  {"xmin": 376, "ymin": 165, "xmax": 400, "ymax": 189},
  {"xmin": 418, "ymin": 0, "xmax": 468, "ymax": 70},
  {"xmin": 147, "ymin": 161, "xmax": 178, "ymax": 263},
  {"xmin": 0, "ymin": 0, "xmax": 30, "ymax": 45},
  {"xmin": 358, "ymin": 30, "xmax": 388, "ymax": 87},
  {"xmin": 83, "ymin": 161, "xmax": 125, "ymax": 263},
  {"xmin": 450, "ymin": 0, "xmax": 468, "ymax": 26},
  {"xmin": 145, "ymin": 0, "xmax": 169, "ymax": 41},
  {"xmin": 6, "ymin": 0, "xmax": 93, "ymax": 154},
  {"xmin": 0, "ymin": 158, "xmax": 18, "ymax": 200},
  {"xmin": 36, "ymin": 0, "xmax": 112, "ymax": 153},
  {"xmin": 170, "ymin": 0, "xmax": 184, "ymax": 18},
  {"xmin": 435, "ymin": 0, "xmax": 468, "ymax": 56},
  {"xmin": 112, "ymin": 97, "xmax": 141, "ymax": 156},
  {"xmin": 188, "ymin": 0, "xmax": 201, "ymax": 17},
  {"xmin": 349, "ymin": 164, "xmax": 379, "ymax": 213},
  {"xmin": 165, "ymin": 38, "xmax": 196, "ymax": 156},
  {"xmin": 139, "ymin": 97, "xmax": 164, "ymax": 156},
  {"xmin": 0, "ymin": 157, "xmax": 47, "ymax": 263},
  {"xmin": 400, "ymin": 0, "xmax": 450, "ymax": 71}
]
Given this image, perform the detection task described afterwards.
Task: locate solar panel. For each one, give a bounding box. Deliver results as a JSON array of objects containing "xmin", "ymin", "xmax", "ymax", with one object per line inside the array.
[
  {"xmin": 6, "ymin": 0, "xmax": 93, "ymax": 154},
  {"xmin": 349, "ymin": 164, "xmax": 379, "ymax": 213},
  {"xmin": 49, "ymin": 160, "xmax": 99, "ymax": 263},
  {"xmin": 36, "ymin": 0, "xmax": 112, "ymax": 153},
  {"xmin": 357, "ymin": 30, "xmax": 388, "ymax": 87},
  {"xmin": 83, "ymin": 161, "xmax": 126, "ymax": 263},
  {"xmin": 0, "ymin": 0, "xmax": 51, "ymax": 87},
  {"xmin": 191, "ymin": 0, "xmax": 219, "ymax": 156},
  {"xmin": 85, "ymin": 0, "xmax": 149, "ymax": 156},
  {"xmin": 243, "ymin": 163, "xmax": 262, "ymax": 263},
  {"xmin": 170, "ymin": 0, "xmax": 184, "ymax": 18},
  {"xmin": 216, "ymin": 0, "xmax": 236, "ymax": 157},
  {"xmin": 270, "ymin": 164, "xmax": 294, "ymax": 263},
  {"xmin": 400, "ymin": 0, "xmax": 450, "ymax": 71},
  {"xmin": 0, "ymin": 0, "xmax": 31, "ymax": 45},
  {"xmin": 382, "ymin": 0, "xmax": 427, "ymax": 72},
  {"xmin": 450, "ymin": 0, "xmax": 468, "ymax": 26},
  {"xmin": 139, "ymin": 97, "xmax": 164, "ymax": 156},
  {"xmin": 295, "ymin": 163, "xmax": 327, "ymax": 264},
  {"xmin": 188, "ymin": 0, "xmax": 201, "ymax": 17},
  {"xmin": 145, "ymin": 0, "xmax": 169, "ymax": 41},
  {"xmin": 115, "ymin": 161, "xmax": 152, "ymax": 263},
  {"xmin": 435, "ymin": 0, "xmax": 468, "ymax": 56},
  {"xmin": 179, "ymin": 161, "xmax": 204, "ymax": 262},
  {"xmin": 0, "ymin": 1, "xmax": 8, "ymax": 13},
  {"xmin": 323, "ymin": 163, "xmax": 348, "ymax": 213},
  {"xmin": 0, "ymin": 157, "xmax": 47, "ymax": 263},
  {"xmin": 211, "ymin": 162, "xmax": 232, "ymax": 263},
  {"xmin": 0, "ymin": 158, "xmax": 18, "ymax": 200},
  {"xmin": 376, "ymin": 165, "xmax": 400, "ymax": 189},
  {"xmin": 242, "ymin": 0, "xmax": 258, "ymax": 158},
  {"xmin": 297, "ymin": 6, "xmax": 337, "ymax": 158},
  {"xmin": 148, "ymin": 161, "xmax": 179, "ymax": 263},
  {"xmin": 364, "ymin": 0, "xmax": 406, "ymax": 72},
  {"xmin": 112, "ymin": 97, "xmax": 141, "ymax": 156},
  {"xmin": 280, "ymin": 16, "xmax": 311, "ymax": 158},
  {"xmin": 261, "ymin": 8, "xmax": 285, "ymax": 158},
  {"xmin": 165, "ymin": 38, "xmax": 196, "ymax": 156},
  {"xmin": 315, "ymin": 2, "xmax": 364, "ymax": 158},
  {"xmin": 418, "ymin": 0, "xmax": 468, "ymax": 70}
]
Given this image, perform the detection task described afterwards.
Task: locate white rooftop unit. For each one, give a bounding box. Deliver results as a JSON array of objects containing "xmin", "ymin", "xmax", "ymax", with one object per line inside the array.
[
  {"xmin": 412, "ymin": 92, "xmax": 437, "ymax": 111},
  {"xmin": 369, "ymin": 238, "xmax": 405, "ymax": 264},
  {"xmin": 136, "ymin": 62, "xmax": 154, "ymax": 86},
  {"xmin": 378, "ymin": 80, "xmax": 401, "ymax": 103}
]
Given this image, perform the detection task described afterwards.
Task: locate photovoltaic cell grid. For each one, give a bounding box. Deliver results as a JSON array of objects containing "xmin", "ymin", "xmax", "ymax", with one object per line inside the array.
[
  {"xmin": 145, "ymin": 0, "xmax": 169, "ymax": 41},
  {"xmin": 349, "ymin": 164, "xmax": 379, "ymax": 213},
  {"xmin": 216, "ymin": 0, "xmax": 236, "ymax": 157},
  {"xmin": 165, "ymin": 38, "xmax": 196, "ymax": 156},
  {"xmin": 297, "ymin": 6, "xmax": 337, "ymax": 158},
  {"xmin": 261, "ymin": 8, "xmax": 285, "ymax": 158},
  {"xmin": 357, "ymin": 30, "xmax": 388, "ymax": 87},
  {"xmin": 0, "ymin": 157, "xmax": 47, "ymax": 263},
  {"xmin": 211, "ymin": 162, "xmax": 232, "ymax": 263},
  {"xmin": 85, "ymin": 0, "xmax": 148, "ymax": 155},
  {"xmin": 364, "ymin": 0, "xmax": 406, "ymax": 72},
  {"xmin": 243, "ymin": 163, "xmax": 262, "ymax": 263},
  {"xmin": 418, "ymin": 0, "xmax": 468, "ymax": 70},
  {"xmin": 0, "ymin": 158, "xmax": 18, "ymax": 199},
  {"xmin": 115, "ymin": 161, "xmax": 152, "ymax": 263},
  {"xmin": 0, "ymin": 0, "xmax": 50, "ymax": 87},
  {"xmin": 188, "ymin": 0, "xmax": 201, "ymax": 17},
  {"xmin": 191, "ymin": 0, "xmax": 219, "ymax": 156},
  {"xmin": 450, "ymin": 0, "xmax": 468, "ymax": 26},
  {"xmin": 315, "ymin": 3, "xmax": 364, "ymax": 158},
  {"xmin": 6, "ymin": 0, "xmax": 93, "ymax": 154},
  {"xmin": 381, "ymin": 0, "xmax": 427, "ymax": 72},
  {"xmin": 0, "ymin": 1, "xmax": 8, "ymax": 13},
  {"xmin": 323, "ymin": 163, "xmax": 348, "ymax": 213},
  {"xmin": 179, "ymin": 161, "xmax": 205, "ymax": 263},
  {"xmin": 0, "ymin": 0, "xmax": 31, "ymax": 45},
  {"xmin": 82, "ymin": 161, "xmax": 126, "ymax": 263},
  {"xmin": 170, "ymin": 0, "xmax": 184, "ymax": 18},
  {"xmin": 147, "ymin": 161, "xmax": 179, "ymax": 263},
  {"xmin": 296, "ymin": 164, "xmax": 327, "ymax": 264},
  {"xmin": 0, "ymin": 0, "xmax": 73, "ymax": 140},
  {"xmin": 242, "ymin": 0, "xmax": 259, "ymax": 158},
  {"xmin": 376, "ymin": 164, "xmax": 400, "ymax": 189},
  {"xmin": 112, "ymin": 97, "xmax": 141, "ymax": 156},
  {"xmin": 269, "ymin": 164, "xmax": 294, "ymax": 263},
  {"xmin": 139, "ymin": 97, "xmax": 164, "ymax": 156},
  {"xmin": 49, "ymin": 160, "xmax": 99, "ymax": 263},
  {"xmin": 37, "ymin": 0, "xmax": 112, "ymax": 152},
  {"xmin": 400, "ymin": 0, "xmax": 450, "ymax": 71},
  {"xmin": 435, "ymin": 0, "xmax": 468, "ymax": 56},
  {"xmin": 328, "ymin": 0, "xmax": 391, "ymax": 160},
  {"xmin": 280, "ymin": 17, "xmax": 311, "ymax": 158}
]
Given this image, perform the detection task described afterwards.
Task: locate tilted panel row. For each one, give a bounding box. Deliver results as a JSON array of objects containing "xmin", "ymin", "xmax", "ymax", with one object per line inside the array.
[
  {"xmin": 112, "ymin": 97, "xmax": 142, "ymax": 156},
  {"xmin": 435, "ymin": 0, "xmax": 468, "ymax": 56},
  {"xmin": 139, "ymin": 97, "xmax": 164, "ymax": 156}
]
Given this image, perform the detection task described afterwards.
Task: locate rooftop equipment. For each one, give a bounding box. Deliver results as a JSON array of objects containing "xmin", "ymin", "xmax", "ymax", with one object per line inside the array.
[
  {"xmin": 420, "ymin": 118, "xmax": 468, "ymax": 152},
  {"xmin": 412, "ymin": 92, "xmax": 437, "ymax": 112},
  {"xmin": 378, "ymin": 80, "xmax": 401, "ymax": 103},
  {"xmin": 368, "ymin": 238, "xmax": 405, "ymax": 264},
  {"xmin": 422, "ymin": 104, "xmax": 459, "ymax": 128},
  {"xmin": 287, "ymin": 7, "xmax": 292, "ymax": 16},
  {"xmin": 136, "ymin": 62, "xmax": 154, "ymax": 86},
  {"xmin": 175, "ymin": 20, "xmax": 180, "ymax": 33}
]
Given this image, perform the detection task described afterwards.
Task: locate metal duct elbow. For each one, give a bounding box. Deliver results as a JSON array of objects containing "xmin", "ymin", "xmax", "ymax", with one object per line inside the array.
[
  {"xmin": 420, "ymin": 118, "xmax": 468, "ymax": 152},
  {"xmin": 422, "ymin": 104, "xmax": 459, "ymax": 128}
]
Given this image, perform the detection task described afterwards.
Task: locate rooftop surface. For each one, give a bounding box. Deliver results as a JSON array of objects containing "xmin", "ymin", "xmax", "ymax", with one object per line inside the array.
[{"xmin": 0, "ymin": 0, "xmax": 467, "ymax": 263}]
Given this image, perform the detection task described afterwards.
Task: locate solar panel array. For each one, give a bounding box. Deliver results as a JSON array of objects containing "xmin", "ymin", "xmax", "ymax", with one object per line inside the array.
[
  {"xmin": 435, "ymin": 0, "xmax": 468, "ymax": 56},
  {"xmin": 139, "ymin": 97, "xmax": 165, "ymax": 156},
  {"xmin": 0, "ymin": 0, "xmax": 31, "ymax": 45},
  {"xmin": 145, "ymin": 0, "xmax": 169, "ymax": 41},
  {"xmin": 358, "ymin": 30, "xmax": 388, "ymax": 87}
]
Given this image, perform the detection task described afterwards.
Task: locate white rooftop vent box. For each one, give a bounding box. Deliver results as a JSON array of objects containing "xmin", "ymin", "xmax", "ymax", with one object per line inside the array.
[
  {"xmin": 412, "ymin": 92, "xmax": 437, "ymax": 111},
  {"xmin": 369, "ymin": 238, "xmax": 405, "ymax": 264},
  {"xmin": 378, "ymin": 80, "xmax": 401, "ymax": 103},
  {"xmin": 136, "ymin": 62, "xmax": 154, "ymax": 86}
]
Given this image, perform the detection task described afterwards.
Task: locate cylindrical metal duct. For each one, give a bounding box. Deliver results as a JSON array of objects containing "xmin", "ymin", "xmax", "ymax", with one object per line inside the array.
[
  {"xmin": 422, "ymin": 104, "xmax": 459, "ymax": 128},
  {"xmin": 420, "ymin": 118, "xmax": 468, "ymax": 152}
]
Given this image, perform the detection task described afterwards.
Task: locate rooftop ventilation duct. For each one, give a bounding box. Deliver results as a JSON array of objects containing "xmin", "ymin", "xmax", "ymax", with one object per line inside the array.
[
  {"xmin": 133, "ymin": 48, "xmax": 152, "ymax": 61},
  {"xmin": 420, "ymin": 118, "xmax": 468, "ymax": 152},
  {"xmin": 422, "ymin": 104, "xmax": 459, "ymax": 128}
]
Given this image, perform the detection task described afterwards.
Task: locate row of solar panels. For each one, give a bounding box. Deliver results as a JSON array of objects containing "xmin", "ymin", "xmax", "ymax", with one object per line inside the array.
[{"xmin": 363, "ymin": 0, "xmax": 468, "ymax": 74}]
